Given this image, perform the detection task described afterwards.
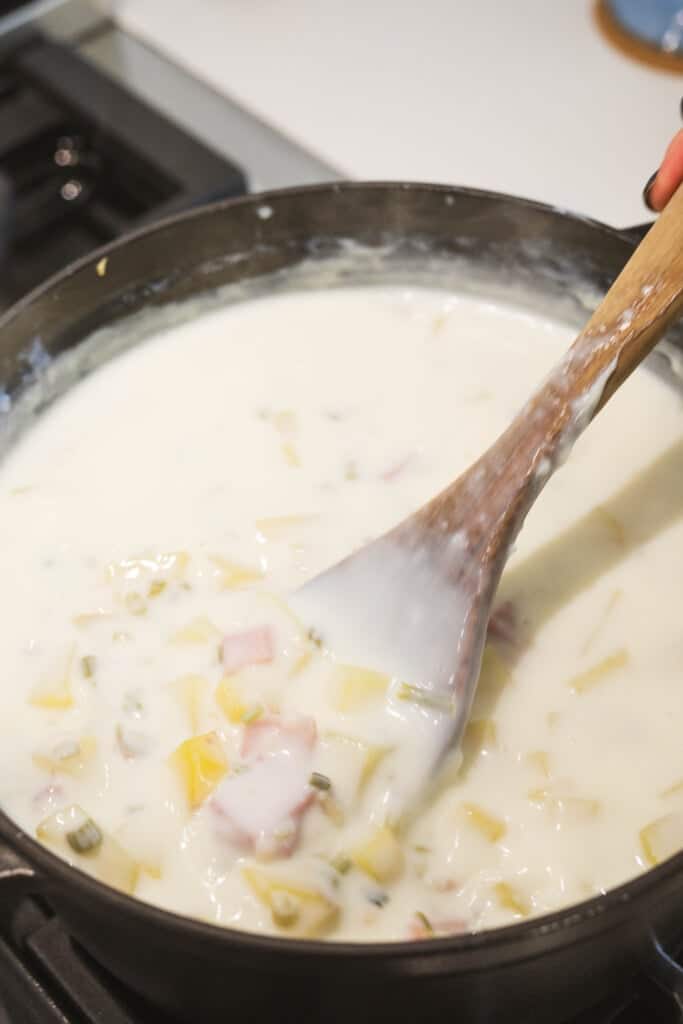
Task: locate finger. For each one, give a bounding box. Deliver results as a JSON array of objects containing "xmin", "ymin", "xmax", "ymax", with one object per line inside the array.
[{"xmin": 645, "ymin": 129, "xmax": 683, "ymax": 211}]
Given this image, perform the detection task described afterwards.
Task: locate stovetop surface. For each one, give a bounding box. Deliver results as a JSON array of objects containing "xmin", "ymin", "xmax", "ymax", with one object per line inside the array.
[{"xmin": 0, "ymin": 30, "xmax": 246, "ymax": 314}]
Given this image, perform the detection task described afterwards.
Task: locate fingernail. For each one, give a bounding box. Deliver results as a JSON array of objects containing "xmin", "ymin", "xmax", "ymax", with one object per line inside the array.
[{"xmin": 642, "ymin": 170, "xmax": 658, "ymax": 211}]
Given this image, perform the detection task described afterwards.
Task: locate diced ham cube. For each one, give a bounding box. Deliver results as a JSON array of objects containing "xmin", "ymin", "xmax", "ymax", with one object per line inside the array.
[
  {"xmin": 241, "ymin": 714, "xmax": 316, "ymax": 759},
  {"xmin": 221, "ymin": 626, "xmax": 274, "ymax": 675},
  {"xmin": 212, "ymin": 714, "xmax": 317, "ymax": 858}
]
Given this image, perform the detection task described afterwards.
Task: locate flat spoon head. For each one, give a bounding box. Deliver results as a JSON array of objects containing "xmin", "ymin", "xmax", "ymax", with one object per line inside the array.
[{"xmin": 293, "ymin": 185, "xmax": 683, "ymax": 816}]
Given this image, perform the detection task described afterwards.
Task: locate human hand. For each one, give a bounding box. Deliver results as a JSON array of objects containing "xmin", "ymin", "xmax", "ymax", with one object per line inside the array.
[{"xmin": 643, "ymin": 128, "xmax": 683, "ymax": 212}]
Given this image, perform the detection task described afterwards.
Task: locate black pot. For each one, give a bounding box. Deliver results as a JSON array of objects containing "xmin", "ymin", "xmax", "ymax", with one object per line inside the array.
[{"xmin": 0, "ymin": 183, "xmax": 682, "ymax": 1024}]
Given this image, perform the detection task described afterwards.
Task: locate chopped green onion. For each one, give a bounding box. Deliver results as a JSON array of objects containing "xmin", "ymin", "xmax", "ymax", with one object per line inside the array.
[
  {"xmin": 242, "ymin": 705, "xmax": 264, "ymax": 724},
  {"xmin": 270, "ymin": 891, "xmax": 300, "ymax": 928},
  {"xmin": 331, "ymin": 854, "xmax": 352, "ymax": 875},
  {"xmin": 66, "ymin": 818, "xmax": 103, "ymax": 855},
  {"xmin": 148, "ymin": 579, "xmax": 167, "ymax": 598},
  {"xmin": 309, "ymin": 771, "xmax": 332, "ymax": 791},
  {"xmin": 80, "ymin": 655, "xmax": 97, "ymax": 679},
  {"xmin": 396, "ymin": 682, "xmax": 453, "ymax": 713},
  {"xmin": 415, "ymin": 911, "xmax": 434, "ymax": 934}
]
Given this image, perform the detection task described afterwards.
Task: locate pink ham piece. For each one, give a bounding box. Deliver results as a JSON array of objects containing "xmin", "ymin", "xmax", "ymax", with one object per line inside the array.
[
  {"xmin": 221, "ymin": 625, "xmax": 274, "ymax": 675},
  {"xmin": 212, "ymin": 714, "xmax": 317, "ymax": 858}
]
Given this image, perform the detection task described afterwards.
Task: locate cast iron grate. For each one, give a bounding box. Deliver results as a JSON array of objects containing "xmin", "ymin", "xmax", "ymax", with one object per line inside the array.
[{"xmin": 0, "ymin": 34, "xmax": 246, "ymax": 312}]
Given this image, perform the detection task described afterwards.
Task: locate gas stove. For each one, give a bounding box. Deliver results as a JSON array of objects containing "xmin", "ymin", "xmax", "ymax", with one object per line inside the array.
[{"xmin": 0, "ymin": 0, "xmax": 337, "ymax": 314}]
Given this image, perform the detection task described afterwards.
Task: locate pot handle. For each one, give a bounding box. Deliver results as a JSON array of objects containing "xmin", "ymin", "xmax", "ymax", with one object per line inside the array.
[
  {"xmin": 618, "ymin": 221, "xmax": 655, "ymax": 246},
  {"xmin": 0, "ymin": 840, "xmax": 41, "ymax": 906},
  {"xmin": 647, "ymin": 937, "xmax": 683, "ymax": 1014}
]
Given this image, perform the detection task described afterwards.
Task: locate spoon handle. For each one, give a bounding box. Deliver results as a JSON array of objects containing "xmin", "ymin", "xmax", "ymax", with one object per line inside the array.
[
  {"xmin": 566, "ymin": 182, "xmax": 683, "ymax": 415},
  {"xmin": 416, "ymin": 185, "xmax": 683, "ymax": 565}
]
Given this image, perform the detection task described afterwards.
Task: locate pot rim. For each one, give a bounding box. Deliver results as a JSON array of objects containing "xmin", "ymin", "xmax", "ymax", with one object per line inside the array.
[{"xmin": 0, "ymin": 179, "xmax": 671, "ymax": 963}]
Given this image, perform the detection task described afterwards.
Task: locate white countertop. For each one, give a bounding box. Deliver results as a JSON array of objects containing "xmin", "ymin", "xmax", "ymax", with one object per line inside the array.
[{"xmin": 115, "ymin": 0, "xmax": 681, "ymax": 228}]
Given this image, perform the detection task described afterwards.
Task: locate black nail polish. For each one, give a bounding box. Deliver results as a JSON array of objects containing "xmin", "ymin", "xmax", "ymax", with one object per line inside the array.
[{"xmin": 643, "ymin": 170, "xmax": 658, "ymax": 211}]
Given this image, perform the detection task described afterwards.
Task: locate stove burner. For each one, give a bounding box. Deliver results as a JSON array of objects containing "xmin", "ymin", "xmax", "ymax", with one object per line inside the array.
[
  {"xmin": 0, "ymin": 34, "xmax": 246, "ymax": 313},
  {"xmin": 0, "ymin": 893, "xmax": 680, "ymax": 1024}
]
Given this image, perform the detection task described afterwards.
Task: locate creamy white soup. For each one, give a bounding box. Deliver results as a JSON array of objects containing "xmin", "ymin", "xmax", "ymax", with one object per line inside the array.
[{"xmin": 0, "ymin": 284, "xmax": 682, "ymax": 942}]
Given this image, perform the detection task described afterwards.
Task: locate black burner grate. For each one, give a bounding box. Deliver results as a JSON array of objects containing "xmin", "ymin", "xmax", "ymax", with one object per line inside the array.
[{"xmin": 0, "ymin": 34, "xmax": 246, "ymax": 312}]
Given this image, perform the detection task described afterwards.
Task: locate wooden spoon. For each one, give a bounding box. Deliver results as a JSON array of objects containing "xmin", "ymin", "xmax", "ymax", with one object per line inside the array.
[{"xmin": 292, "ymin": 186, "xmax": 683, "ymax": 809}]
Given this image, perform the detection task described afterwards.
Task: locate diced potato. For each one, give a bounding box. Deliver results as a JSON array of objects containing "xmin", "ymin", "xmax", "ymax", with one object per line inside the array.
[
  {"xmin": 351, "ymin": 826, "xmax": 404, "ymax": 883},
  {"xmin": 360, "ymin": 745, "xmax": 389, "ymax": 790},
  {"xmin": 170, "ymin": 732, "xmax": 228, "ymax": 809},
  {"xmin": 525, "ymin": 750, "xmax": 551, "ymax": 778},
  {"xmin": 72, "ymin": 609, "xmax": 113, "ymax": 627},
  {"xmin": 271, "ymin": 410, "xmax": 297, "ymax": 435},
  {"xmin": 494, "ymin": 881, "xmax": 530, "ymax": 917},
  {"xmin": 461, "ymin": 802, "xmax": 506, "ymax": 843},
  {"xmin": 567, "ymin": 649, "xmax": 629, "ymax": 694},
  {"xmin": 115, "ymin": 815, "xmax": 164, "ymax": 879},
  {"xmin": 29, "ymin": 651, "xmax": 75, "ymax": 710},
  {"xmin": 640, "ymin": 813, "xmax": 683, "ymax": 866},
  {"xmin": 528, "ymin": 787, "xmax": 601, "ymax": 822},
  {"xmin": 290, "ymin": 648, "xmax": 313, "ymax": 676},
  {"xmin": 171, "ymin": 616, "xmax": 222, "ymax": 645},
  {"xmin": 171, "ymin": 674, "xmax": 208, "ymax": 733},
  {"xmin": 37, "ymin": 805, "xmax": 139, "ymax": 894},
  {"xmin": 280, "ymin": 441, "xmax": 300, "ymax": 468},
  {"xmin": 210, "ymin": 556, "xmax": 263, "ymax": 590},
  {"xmin": 33, "ymin": 737, "xmax": 97, "ymax": 777},
  {"xmin": 243, "ymin": 865, "xmax": 339, "ymax": 937},
  {"xmin": 106, "ymin": 551, "xmax": 189, "ymax": 582},
  {"xmin": 255, "ymin": 516, "xmax": 313, "ymax": 541},
  {"xmin": 215, "ymin": 678, "xmax": 247, "ymax": 724},
  {"xmin": 124, "ymin": 592, "xmax": 147, "ymax": 616},
  {"xmin": 334, "ymin": 665, "xmax": 389, "ymax": 712}
]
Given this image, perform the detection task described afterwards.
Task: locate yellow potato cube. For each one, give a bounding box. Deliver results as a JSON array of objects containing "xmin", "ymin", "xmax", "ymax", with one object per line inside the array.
[
  {"xmin": 525, "ymin": 750, "xmax": 551, "ymax": 778},
  {"xmin": 29, "ymin": 651, "xmax": 75, "ymax": 710},
  {"xmin": 37, "ymin": 805, "xmax": 139, "ymax": 894},
  {"xmin": 210, "ymin": 556, "xmax": 263, "ymax": 590},
  {"xmin": 215, "ymin": 678, "xmax": 247, "ymax": 724},
  {"xmin": 170, "ymin": 732, "xmax": 228, "ymax": 809},
  {"xmin": 351, "ymin": 826, "xmax": 404, "ymax": 883},
  {"xmin": 243, "ymin": 866, "xmax": 339, "ymax": 937},
  {"xmin": 172, "ymin": 675, "xmax": 208, "ymax": 733},
  {"xmin": 171, "ymin": 616, "xmax": 221, "ymax": 644},
  {"xmin": 567, "ymin": 649, "xmax": 629, "ymax": 694},
  {"xmin": 281, "ymin": 441, "xmax": 301, "ymax": 467},
  {"xmin": 33, "ymin": 737, "xmax": 97, "ymax": 777},
  {"xmin": 640, "ymin": 813, "xmax": 683, "ymax": 866},
  {"xmin": 334, "ymin": 665, "xmax": 389, "ymax": 712},
  {"xmin": 461, "ymin": 802, "xmax": 507, "ymax": 843},
  {"xmin": 494, "ymin": 881, "xmax": 530, "ymax": 917}
]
